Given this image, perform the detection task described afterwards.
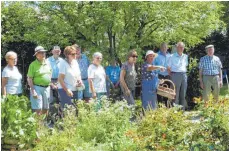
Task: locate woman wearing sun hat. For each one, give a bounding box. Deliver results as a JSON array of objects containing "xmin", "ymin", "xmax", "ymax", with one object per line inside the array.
[{"xmin": 141, "ymin": 50, "xmax": 165, "ymax": 110}]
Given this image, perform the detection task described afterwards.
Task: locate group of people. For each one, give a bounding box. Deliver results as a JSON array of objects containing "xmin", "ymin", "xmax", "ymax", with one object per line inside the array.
[{"xmin": 2, "ymin": 42, "xmax": 223, "ymax": 115}]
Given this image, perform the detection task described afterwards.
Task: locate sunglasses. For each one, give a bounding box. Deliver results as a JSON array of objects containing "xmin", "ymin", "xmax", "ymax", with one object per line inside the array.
[
  {"xmin": 69, "ymin": 53, "xmax": 77, "ymax": 56},
  {"xmin": 132, "ymin": 55, "xmax": 138, "ymax": 58}
]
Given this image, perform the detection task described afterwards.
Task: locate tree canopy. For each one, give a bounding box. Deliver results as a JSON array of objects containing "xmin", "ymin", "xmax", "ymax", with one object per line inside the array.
[{"xmin": 1, "ymin": 1, "xmax": 226, "ymax": 61}]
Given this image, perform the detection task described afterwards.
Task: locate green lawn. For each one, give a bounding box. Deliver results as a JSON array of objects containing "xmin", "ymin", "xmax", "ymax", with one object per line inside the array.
[{"xmin": 220, "ymin": 84, "xmax": 229, "ymax": 96}]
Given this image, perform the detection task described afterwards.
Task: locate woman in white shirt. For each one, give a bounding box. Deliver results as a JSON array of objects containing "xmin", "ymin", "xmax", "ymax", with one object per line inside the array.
[
  {"xmin": 88, "ymin": 52, "xmax": 107, "ymax": 110},
  {"xmin": 58, "ymin": 46, "xmax": 83, "ymax": 108},
  {"xmin": 2, "ymin": 51, "xmax": 22, "ymax": 96}
]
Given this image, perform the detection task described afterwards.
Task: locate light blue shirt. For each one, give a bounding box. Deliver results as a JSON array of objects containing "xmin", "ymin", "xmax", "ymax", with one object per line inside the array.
[
  {"xmin": 167, "ymin": 52, "xmax": 188, "ymax": 72},
  {"xmin": 153, "ymin": 50, "xmax": 171, "ymax": 76},
  {"xmin": 47, "ymin": 56, "xmax": 63, "ymax": 79},
  {"xmin": 77, "ymin": 54, "xmax": 90, "ymax": 79},
  {"xmin": 105, "ymin": 66, "xmax": 121, "ymax": 84}
]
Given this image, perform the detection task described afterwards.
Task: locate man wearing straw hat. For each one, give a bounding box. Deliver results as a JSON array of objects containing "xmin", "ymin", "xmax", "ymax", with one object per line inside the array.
[{"xmin": 199, "ymin": 45, "xmax": 223, "ymax": 103}]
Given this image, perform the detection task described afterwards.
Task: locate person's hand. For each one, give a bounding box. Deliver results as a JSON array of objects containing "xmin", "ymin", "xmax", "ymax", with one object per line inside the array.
[
  {"xmin": 125, "ymin": 89, "xmax": 131, "ymax": 96},
  {"xmin": 114, "ymin": 82, "xmax": 119, "ymax": 88},
  {"xmin": 32, "ymin": 90, "xmax": 38, "ymax": 99},
  {"xmin": 159, "ymin": 79, "xmax": 164, "ymax": 84},
  {"xmin": 66, "ymin": 89, "xmax": 73, "ymax": 97},
  {"xmin": 51, "ymin": 83, "xmax": 58, "ymax": 89},
  {"xmin": 92, "ymin": 92, "xmax": 97, "ymax": 99},
  {"xmin": 219, "ymin": 81, "xmax": 223, "ymax": 88},
  {"xmin": 160, "ymin": 66, "xmax": 166, "ymax": 72},
  {"xmin": 200, "ymin": 81, "xmax": 204, "ymax": 89}
]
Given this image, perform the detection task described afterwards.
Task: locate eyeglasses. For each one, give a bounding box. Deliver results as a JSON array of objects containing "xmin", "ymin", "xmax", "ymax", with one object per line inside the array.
[
  {"xmin": 132, "ymin": 55, "xmax": 138, "ymax": 58},
  {"xmin": 96, "ymin": 57, "xmax": 102, "ymax": 60},
  {"xmin": 69, "ymin": 53, "xmax": 77, "ymax": 56}
]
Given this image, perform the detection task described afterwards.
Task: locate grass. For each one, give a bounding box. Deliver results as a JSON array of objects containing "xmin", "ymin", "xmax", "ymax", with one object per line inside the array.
[{"xmin": 220, "ymin": 84, "xmax": 229, "ymax": 96}]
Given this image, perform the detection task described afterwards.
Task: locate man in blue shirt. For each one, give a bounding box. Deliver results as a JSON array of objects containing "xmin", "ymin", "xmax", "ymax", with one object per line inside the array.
[
  {"xmin": 167, "ymin": 42, "xmax": 188, "ymax": 110},
  {"xmin": 199, "ymin": 45, "xmax": 223, "ymax": 104},
  {"xmin": 105, "ymin": 59, "xmax": 121, "ymax": 100},
  {"xmin": 153, "ymin": 43, "xmax": 171, "ymax": 106},
  {"xmin": 47, "ymin": 46, "xmax": 63, "ymax": 103},
  {"xmin": 73, "ymin": 44, "xmax": 91, "ymax": 102}
]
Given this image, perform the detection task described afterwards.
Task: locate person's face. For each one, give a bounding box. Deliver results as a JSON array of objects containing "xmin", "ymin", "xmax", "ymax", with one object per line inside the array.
[
  {"xmin": 93, "ymin": 56, "xmax": 102, "ymax": 65},
  {"xmin": 68, "ymin": 50, "xmax": 77, "ymax": 60},
  {"xmin": 111, "ymin": 60, "xmax": 116, "ymax": 66},
  {"xmin": 76, "ymin": 49, "xmax": 81, "ymax": 59},
  {"xmin": 146, "ymin": 54, "xmax": 156, "ymax": 63},
  {"xmin": 161, "ymin": 45, "xmax": 168, "ymax": 53},
  {"xmin": 52, "ymin": 49, "xmax": 61, "ymax": 57},
  {"xmin": 36, "ymin": 51, "xmax": 46, "ymax": 60},
  {"xmin": 177, "ymin": 44, "xmax": 184, "ymax": 54},
  {"xmin": 207, "ymin": 47, "xmax": 214, "ymax": 56},
  {"xmin": 129, "ymin": 53, "xmax": 138, "ymax": 63},
  {"xmin": 7, "ymin": 55, "xmax": 17, "ymax": 66}
]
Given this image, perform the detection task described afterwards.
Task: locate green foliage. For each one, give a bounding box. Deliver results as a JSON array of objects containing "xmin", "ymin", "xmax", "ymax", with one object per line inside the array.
[
  {"xmin": 1, "ymin": 95, "xmax": 38, "ymax": 149},
  {"xmin": 33, "ymin": 100, "xmax": 137, "ymax": 151},
  {"xmin": 1, "ymin": 1, "xmax": 225, "ymax": 61}
]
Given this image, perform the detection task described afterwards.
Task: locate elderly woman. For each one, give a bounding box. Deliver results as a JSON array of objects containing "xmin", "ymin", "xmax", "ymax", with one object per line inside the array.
[
  {"xmin": 58, "ymin": 46, "xmax": 83, "ymax": 108},
  {"xmin": 88, "ymin": 52, "xmax": 107, "ymax": 110},
  {"xmin": 2, "ymin": 51, "xmax": 22, "ymax": 96},
  {"xmin": 141, "ymin": 50, "xmax": 165, "ymax": 110},
  {"xmin": 27, "ymin": 46, "xmax": 52, "ymax": 115},
  {"xmin": 120, "ymin": 50, "xmax": 138, "ymax": 105}
]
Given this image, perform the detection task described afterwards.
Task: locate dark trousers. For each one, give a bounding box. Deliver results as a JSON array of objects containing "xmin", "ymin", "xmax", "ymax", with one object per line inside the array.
[{"xmin": 157, "ymin": 74, "xmax": 171, "ymax": 107}]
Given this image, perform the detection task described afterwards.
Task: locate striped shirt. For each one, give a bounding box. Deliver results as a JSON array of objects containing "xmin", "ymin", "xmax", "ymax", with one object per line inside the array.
[{"xmin": 199, "ymin": 55, "xmax": 222, "ymax": 76}]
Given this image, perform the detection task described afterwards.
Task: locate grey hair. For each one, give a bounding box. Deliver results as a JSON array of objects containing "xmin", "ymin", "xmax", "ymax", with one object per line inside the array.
[
  {"xmin": 176, "ymin": 42, "xmax": 185, "ymax": 47},
  {"xmin": 93, "ymin": 52, "xmax": 103, "ymax": 58},
  {"xmin": 160, "ymin": 42, "xmax": 167, "ymax": 48},
  {"xmin": 5, "ymin": 51, "xmax": 17, "ymax": 60}
]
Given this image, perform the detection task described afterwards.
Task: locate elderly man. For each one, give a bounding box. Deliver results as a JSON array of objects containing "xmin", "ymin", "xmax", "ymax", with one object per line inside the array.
[
  {"xmin": 27, "ymin": 46, "xmax": 52, "ymax": 115},
  {"xmin": 47, "ymin": 46, "xmax": 63, "ymax": 103},
  {"xmin": 153, "ymin": 42, "xmax": 171, "ymax": 106},
  {"xmin": 167, "ymin": 42, "xmax": 188, "ymax": 110},
  {"xmin": 199, "ymin": 45, "xmax": 223, "ymax": 103},
  {"xmin": 72, "ymin": 44, "xmax": 91, "ymax": 102}
]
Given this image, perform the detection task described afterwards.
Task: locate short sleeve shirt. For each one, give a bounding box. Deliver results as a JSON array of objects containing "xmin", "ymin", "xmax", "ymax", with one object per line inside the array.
[
  {"xmin": 46, "ymin": 56, "xmax": 64, "ymax": 79},
  {"xmin": 77, "ymin": 54, "xmax": 90, "ymax": 79},
  {"xmin": 153, "ymin": 51, "xmax": 171, "ymax": 76},
  {"xmin": 27, "ymin": 59, "xmax": 52, "ymax": 86},
  {"xmin": 167, "ymin": 52, "xmax": 188, "ymax": 72},
  {"xmin": 57, "ymin": 59, "xmax": 81, "ymax": 91},
  {"xmin": 141, "ymin": 62, "xmax": 158, "ymax": 80},
  {"xmin": 2, "ymin": 66, "xmax": 22, "ymax": 94},
  {"xmin": 88, "ymin": 64, "xmax": 107, "ymax": 93},
  {"xmin": 105, "ymin": 66, "xmax": 121, "ymax": 84},
  {"xmin": 199, "ymin": 55, "xmax": 222, "ymax": 75},
  {"xmin": 121, "ymin": 62, "xmax": 137, "ymax": 91}
]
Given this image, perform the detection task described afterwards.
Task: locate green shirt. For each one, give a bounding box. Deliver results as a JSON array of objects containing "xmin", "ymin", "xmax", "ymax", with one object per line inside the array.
[{"xmin": 27, "ymin": 59, "xmax": 52, "ymax": 86}]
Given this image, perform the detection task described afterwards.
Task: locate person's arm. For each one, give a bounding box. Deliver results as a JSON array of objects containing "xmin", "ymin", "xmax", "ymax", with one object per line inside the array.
[
  {"xmin": 147, "ymin": 65, "xmax": 165, "ymax": 71},
  {"xmin": 199, "ymin": 68, "xmax": 204, "ymax": 89},
  {"xmin": 219, "ymin": 69, "xmax": 223, "ymax": 88},
  {"xmin": 1, "ymin": 77, "xmax": 8, "ymax": 96},
  {"xmin": 88, "ymin": 78, "xmax": 96, "ymax": 99},
  {"xmin": 120, "ymin": 69, "xmax": 130, "ymax": 96},
  {"xmin": 58, "ymin": 74, "xmax": 73, "ymax": 97},
  {"xmin": 27, "ymin": 76, "xmax": 38, "ymax": 99},
  {"xmin": 167, "ymin": 56, "xmax": 172, "ymax": 76}
]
